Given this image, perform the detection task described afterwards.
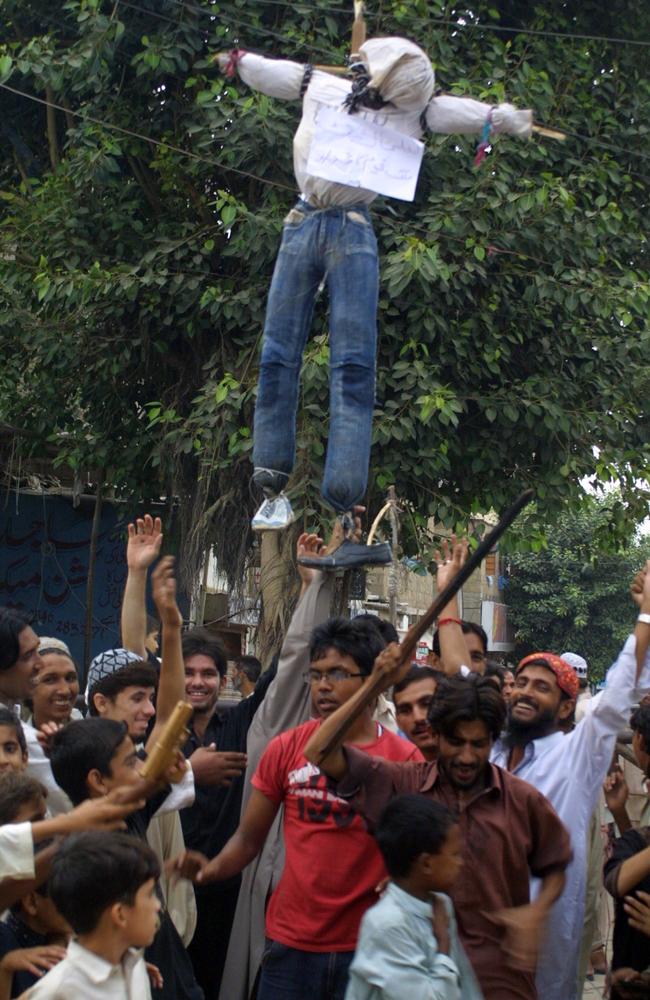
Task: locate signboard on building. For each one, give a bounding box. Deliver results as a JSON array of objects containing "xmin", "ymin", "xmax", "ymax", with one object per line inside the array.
[{"xmin": 481, "ymin": 600, "xmax": 514, "ymax": 652}]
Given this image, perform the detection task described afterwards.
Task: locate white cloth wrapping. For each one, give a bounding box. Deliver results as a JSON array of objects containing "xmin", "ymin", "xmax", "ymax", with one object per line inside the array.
[
  {"xmin": 491, "ymin": 633, "xmax": 650, "ymax": 1000},
  {"xmin": 234, "ymin": 49, "xmax": 531, "ymax": 208}
]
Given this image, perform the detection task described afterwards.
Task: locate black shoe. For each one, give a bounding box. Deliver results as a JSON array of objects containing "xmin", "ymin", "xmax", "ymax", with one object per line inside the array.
[
  {"xmin": 298, "ymin": 539, "xmax": 393, "ymax": 570},
  {"xmin": 252, "ymin": 467, "xmax": 289, "ymax": 496}
]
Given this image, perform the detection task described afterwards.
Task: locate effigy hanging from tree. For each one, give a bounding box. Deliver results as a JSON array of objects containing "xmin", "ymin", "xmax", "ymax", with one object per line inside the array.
[{"xmin": 215, "ymin": 2, "xmax": 540, "ymax": 570}]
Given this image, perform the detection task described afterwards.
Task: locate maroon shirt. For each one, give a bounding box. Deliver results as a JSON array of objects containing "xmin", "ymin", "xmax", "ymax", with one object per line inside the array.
[{"xmin": 338, "ymin": 749, "xmax": 572, "ymax": 1000}]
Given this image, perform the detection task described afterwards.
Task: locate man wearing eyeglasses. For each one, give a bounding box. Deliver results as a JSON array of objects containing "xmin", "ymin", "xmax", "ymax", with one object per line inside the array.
[
  {"xmin": 490, "ymin": 562, "xmax": 650, "ymax": 1000},
  {"xmin": 190, "ymin": 616, "xmax": 422, "ymax": 1000}
]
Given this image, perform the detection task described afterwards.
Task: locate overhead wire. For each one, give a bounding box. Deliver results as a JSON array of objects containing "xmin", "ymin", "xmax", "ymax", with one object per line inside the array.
[
  {"xmin": 12, "ymin": 0, "xmax": 649, "ymax": 168},
  {"xmin": 2, "ymin": 78, "xmax": 647, "ymax": 296},
  {"xmin": 0, "ymin": 80, "xmax": 296, "ymax": 192},
  {"xmin": 2, "ymin": 5, "xmax": 647, "ymax": 286},
  {"xmin": 160, "ymin": 0, "xmax": 650, "ymax": 49}
]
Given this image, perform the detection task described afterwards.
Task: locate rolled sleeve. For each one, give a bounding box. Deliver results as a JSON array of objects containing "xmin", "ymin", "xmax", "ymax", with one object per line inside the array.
[{"xmin": 336, "ymin": 747, "xmax": 430, "ymax": 829}]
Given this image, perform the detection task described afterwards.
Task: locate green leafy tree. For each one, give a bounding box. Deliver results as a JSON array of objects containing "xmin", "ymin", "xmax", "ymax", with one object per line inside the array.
[
  {"xmin": 506, "ymin": 498, "xmax": 650, "ymax": 679},
  {"xmin": 1, "ymin": 0, "xmax": 649, "ymax": 650}
]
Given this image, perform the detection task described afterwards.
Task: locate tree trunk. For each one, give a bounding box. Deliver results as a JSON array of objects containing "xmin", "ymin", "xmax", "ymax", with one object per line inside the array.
[
  {"xmin": 256, "ymin": 524, "xmax": 301, "ymax": 667},
  {"xmin": 45, "ymin": 87, "xmax": 59, "ymax": 170}
]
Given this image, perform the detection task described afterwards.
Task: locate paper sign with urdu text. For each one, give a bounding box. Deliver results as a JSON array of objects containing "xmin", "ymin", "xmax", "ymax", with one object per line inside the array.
[{"xmin": 307, "ymin": 105, "xmax": 425, "ymax": 202}]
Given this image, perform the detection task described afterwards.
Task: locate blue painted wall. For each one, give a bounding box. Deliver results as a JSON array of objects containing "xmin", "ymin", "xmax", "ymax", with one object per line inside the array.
[{"xmin": 0, "ymin": 492, "xmax": 132, "ymax": 675}]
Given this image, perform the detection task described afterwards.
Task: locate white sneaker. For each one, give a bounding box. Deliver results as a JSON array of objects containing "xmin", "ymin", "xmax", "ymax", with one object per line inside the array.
[{"xmin": 251, "ymin": 493, "xmax": 296, "ymax": 531}]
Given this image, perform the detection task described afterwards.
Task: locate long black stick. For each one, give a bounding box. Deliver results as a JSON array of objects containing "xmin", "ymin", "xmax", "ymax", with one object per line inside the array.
[{"xmin": 316, "ymin": 488, "xmax": 534, "ymax": 763}]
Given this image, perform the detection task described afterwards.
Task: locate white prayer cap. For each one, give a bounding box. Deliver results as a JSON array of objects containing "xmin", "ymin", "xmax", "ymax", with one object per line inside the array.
[
  {"xmin": 38, "ymin": 636, "xmax": 73, "ymax": 657},
  {"xmin": 359, "ymin": 37, "xmax": 435, "ymax": 111},
  {"xmin": 561, "ymin": 651, "xmax": 588, "ymax": 679}
]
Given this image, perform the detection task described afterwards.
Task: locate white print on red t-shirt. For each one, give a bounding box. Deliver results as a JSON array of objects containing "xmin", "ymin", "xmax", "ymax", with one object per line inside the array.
[{"xmin": 288, "ymin": 761, "xmax": 357, "ymax": 829}]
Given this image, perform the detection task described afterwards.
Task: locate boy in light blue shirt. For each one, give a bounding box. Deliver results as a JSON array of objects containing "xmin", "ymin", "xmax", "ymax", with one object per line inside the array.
[{"xmin": 345, "ymin": 795, "xmax": 483, "ymax": 1000}]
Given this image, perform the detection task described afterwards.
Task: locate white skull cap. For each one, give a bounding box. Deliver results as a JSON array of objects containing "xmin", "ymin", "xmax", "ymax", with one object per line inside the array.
[
  {"xmin": 359, "ymin": 37, "xmax": 435, "ymax": 111},
  {"xmin": 561, "ymin": 651, "xmax": 588, "ymax": 679}
]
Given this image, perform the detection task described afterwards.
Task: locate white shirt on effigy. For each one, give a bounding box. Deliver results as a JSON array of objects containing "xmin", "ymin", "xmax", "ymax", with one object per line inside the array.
[{"xmin": 236, "ymin": 53, "xmax": 530, "ymax": 208}]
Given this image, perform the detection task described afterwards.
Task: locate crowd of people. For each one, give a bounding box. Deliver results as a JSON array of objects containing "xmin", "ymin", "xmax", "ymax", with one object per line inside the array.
[{"xmin": 0, "ymin": 514, "xmax": 650, "ymax": 1000}]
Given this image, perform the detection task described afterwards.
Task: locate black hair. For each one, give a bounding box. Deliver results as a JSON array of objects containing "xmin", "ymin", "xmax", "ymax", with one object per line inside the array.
[
  {"xmin": 88, "ymin": 663, "xmax": 157, "ymax": 716},
  {"xmin": 48, "ymin": 831, "xmax": 160, "ymax": 935},
  {"xmin": 630, "ymin": 704, "xmax": 650, "ymax": 751},
  {"xmin": 309, "ymin": 617, "xmax": 385, "ymax": 677},
  {"xmin": 235, "ymin": 655, "xmax": 262, "ymax": 684},
  {"xmin": 0, "ymin": 706, "xmax": 27, "ymax": 756},
  {"xmin": 375, "ymin": 794, "xmax": 456, "ymax": 878},
  {"xmin": 182, "ymin": 628, "xmax": 227, "ymax": 678},
  {"xmin": 432, "ymin": 620, "xmax": 488, "ymax": 657},
  {"xmin": 353, "ymin": 613, "xmax": 399, "ymax": 646},
  {"xmin": 0, "ymin": 772, "xmax": 47, "ymax": 825},
  {"xmin": 0, "ymin": 608, "xmax": 33, "ymax": 672},
  {"xmin": 393, "ymin": 665, "xmax": 441, "ymax": 698},
  {"xmin": 428, "ymin": 674, "xmax": 506, "ymax": 741},
  {"xmin": 485, "ymin": 661, "xmax": 506, "ymax": 690},
  {"xmin": 50, "ymin": 718, "xmax": 128, "ymax": 805}
]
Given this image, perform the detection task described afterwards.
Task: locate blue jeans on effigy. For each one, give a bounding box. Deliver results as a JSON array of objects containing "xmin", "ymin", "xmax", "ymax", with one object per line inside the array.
[
  {"xmin": 257, "ymin": 940, "xmax": 354, "ymax": 1000},
  {"xmin": 252, "ymin": 200, "xmax": 379, "ymax": 513}
]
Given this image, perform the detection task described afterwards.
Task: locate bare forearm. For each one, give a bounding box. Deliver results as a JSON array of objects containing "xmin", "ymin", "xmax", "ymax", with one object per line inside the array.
[
  {"xmin": 612, "ymin": 807, "xmax": 633, "ymax": 835},
  {"xmin": 616, "ymin": 846, "xmax": 650, "ymax": 897},
  {"xmin": 437, "ymin": 596, "xmax": 471, "ymax": 676},
  {"xmin": 201, "ymin": 830, "xmax": 263, "ymax": 884},
  {"xmin": 634, "ymin": 615, "xmax": 650, "ymax": 682},
  {"xmin": 120, "ymin": 568, "xmax": 148, "ymax": 659},
  {"xmin": 535, "ymin": 869, "xmax": 565, "ymax": 911},
  {"xmin": 156, "ymin": 622, "xmax": 185, "ymax": 723},
  {"xmin": 303, "ymin": 680, "xmax": 376, "ymax": 776}
]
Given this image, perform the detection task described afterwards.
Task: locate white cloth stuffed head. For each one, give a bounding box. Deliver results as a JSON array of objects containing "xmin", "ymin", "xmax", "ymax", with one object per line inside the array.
[{"xmin": 359, "ymin": 37, "xmax": 434, "ymax": 111}]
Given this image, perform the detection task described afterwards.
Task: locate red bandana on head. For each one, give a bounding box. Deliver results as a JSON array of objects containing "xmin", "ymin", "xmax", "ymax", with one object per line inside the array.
[{"xmin": 516, "ymin": 652, "xmax": 579, "ymax": 700}]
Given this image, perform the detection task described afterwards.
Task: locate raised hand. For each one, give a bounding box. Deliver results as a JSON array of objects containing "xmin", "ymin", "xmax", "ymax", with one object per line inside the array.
[
  {"xmin": 631, "ymin": 560, "xmax": 650, "ymax": 609},
  {"xmin": 126, "ymin": 515, "xmax": 163, "ymax": 572},
  {"xmin": 151, "ymin": 555, "xmax": 182, "ymax": 629},
  {"xmin": 297, "ymin": 532, "xmax": 326, "ymax": 588},
  {"xmin": 434, "ymin": 534, "xmax": 469, "ymax": 592},
  {"xmin": 370, "ymin": 641, "xmax": 409, "ymax": 693},
  {"xmin": 36, "ymin": 721, "xmax": 63, "ymax": 757},
  {"xmin": 604, "ymin": 766, "xmax": 629, "ymax": 815},
  {"xmin": 64, "ymin": 789, "xmax": 144, "ymax": 832}
]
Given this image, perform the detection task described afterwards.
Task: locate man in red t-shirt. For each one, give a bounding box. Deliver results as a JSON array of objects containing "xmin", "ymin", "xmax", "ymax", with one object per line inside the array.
[{"xmin": 190, "ymin": 616, "xmax": 422, "ymax": 1000}]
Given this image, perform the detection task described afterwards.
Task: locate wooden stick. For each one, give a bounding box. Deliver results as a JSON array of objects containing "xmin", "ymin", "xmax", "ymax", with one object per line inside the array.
[
  {"xmin": 532, "ymin": 124, "xmax": 567, "ymax": 141},
  {"xmin": 366, "ymin": 500, "xmax": 392, "ymax": 546},
  {"xmin": 316, "ymin": 488, "xmax": 534, "ymax": 763},
  {"xmin": 351, "ymin": 0, "xmax": 366, "ymax": 57}
]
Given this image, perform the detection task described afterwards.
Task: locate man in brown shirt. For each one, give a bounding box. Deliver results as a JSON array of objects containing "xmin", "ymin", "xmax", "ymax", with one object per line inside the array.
[{"xmin": 305, "ymin": 668, "xmax": 572, "ymax": 1000}]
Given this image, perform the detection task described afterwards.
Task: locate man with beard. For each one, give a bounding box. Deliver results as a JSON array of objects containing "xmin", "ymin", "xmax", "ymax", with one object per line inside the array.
[
  {"xmin": 188, "ymin": 617, "xmax": 422, "ymax": 1000},
  {"xmin": 490, "ymin": 560, "xmax": 650, "ymax": 1000},
  {"xmin": 303, "ymin": 671, "xmax": 571, "ymax": 1000}
]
